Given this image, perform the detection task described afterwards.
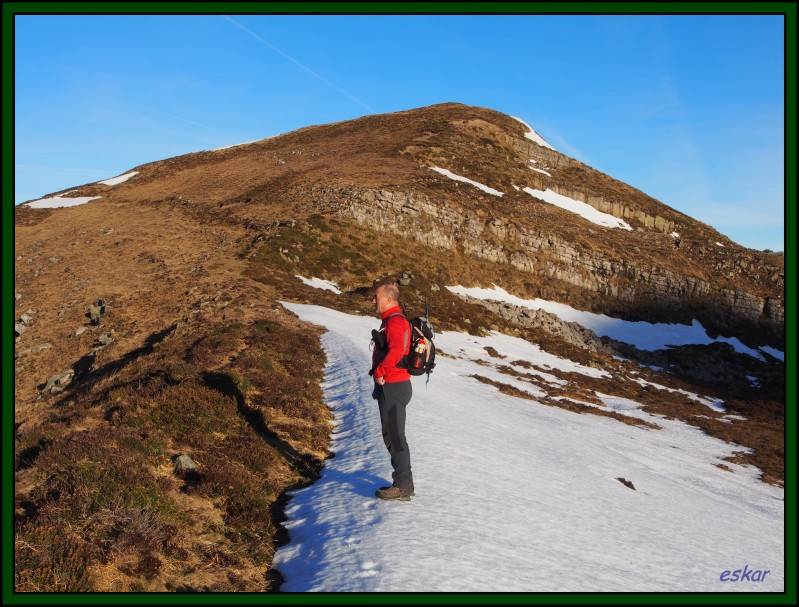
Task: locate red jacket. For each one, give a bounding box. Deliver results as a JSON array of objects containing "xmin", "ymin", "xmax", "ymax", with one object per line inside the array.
[{"xmin": 372, "ymin": 305, "xmax": 412, "ymax": 384}]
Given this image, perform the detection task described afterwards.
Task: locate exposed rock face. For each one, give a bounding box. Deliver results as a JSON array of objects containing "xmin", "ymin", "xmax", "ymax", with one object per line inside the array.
[
  {"xmin": 492, "ymin": 129, "xmax": 680, "ymax": 235},
  {"xmin": 329, "ymin": 185, "xmax": 783, "ymax": 347},
  {"xmin": 605, "ymin": 338, "xmax": 783, "ymax": 398},
  {"xmin": 16, "ymin": 101, "xmax": 783, "ymax": 351},
  {"xmin": 456, "ymin": 293, "xmax": 612, "ymax": 355}
]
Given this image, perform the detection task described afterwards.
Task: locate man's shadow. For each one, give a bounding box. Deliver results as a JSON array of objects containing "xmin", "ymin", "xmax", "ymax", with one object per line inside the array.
[{"xmin": 320, "ymin": 463, "xmax": 390, "ymax": 499}]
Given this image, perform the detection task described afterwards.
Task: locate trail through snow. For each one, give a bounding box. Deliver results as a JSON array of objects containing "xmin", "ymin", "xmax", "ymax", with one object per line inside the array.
[{"xmin": 272, "ymin": 302, "xmax": 783, "ymax": 592}]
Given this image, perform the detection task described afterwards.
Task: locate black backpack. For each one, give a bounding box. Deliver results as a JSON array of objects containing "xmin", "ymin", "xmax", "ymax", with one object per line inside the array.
[
  {"xmin": 401, "ymin": 315, "xmax": 436, "ymax": 378},
  {"xmin": 370, "ymin": 308, "xmax": 437, "ymax": 381}
]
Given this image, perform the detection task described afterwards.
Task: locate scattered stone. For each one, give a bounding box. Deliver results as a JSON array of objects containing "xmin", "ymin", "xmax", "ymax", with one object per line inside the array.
[
  {"xmin": 20, "ymin": 312, "xmax": 34, "ymax": 325},
  {"xmin": 75, "ymin": 326, "xmax": 88, "ymax": 337},
  {"xmin": 86, "ymin": 299, "xmax": 107, "ymax": 325},
  {"xmin": 30, "ymin": 342, "xmax": 52, "ymax": 354},
  {"xmin": 97, "ymin": 333, "xmax": 114, "ymax": 346},
  {"xmin": 616, "ymin": 477, "xmax": 636, "ymax": 490},
  {"xmin": 14, "ymin": 323, "xmax": 27, "ymax": 338},
  {"xmin": 174, "ymin": 454, "xmax": 199, "ymax": 476},
  {"xmin": 430, "ymin": 283, "xmax": 440, "ymax": 292},
  {"xmin": 43, "ymin": 369, "xmax": 75, "ymax": 394},
  {"xmin": 15, "ymin": 291, "xmax": 21, "ymax": 300}
]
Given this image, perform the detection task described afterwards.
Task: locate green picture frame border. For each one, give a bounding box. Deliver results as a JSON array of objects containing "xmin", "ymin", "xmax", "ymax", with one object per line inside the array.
[{"xmin": 3, "ymin": 1, "xmax": 794, "ymax": 604}]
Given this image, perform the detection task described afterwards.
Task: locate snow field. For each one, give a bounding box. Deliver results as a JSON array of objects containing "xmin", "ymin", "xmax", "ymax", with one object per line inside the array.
[
  {"xmin": 272, "ymin": 303, "xmax": 783, "ymax": 592},
  {"xmin": 430, "ymin": 166, "xmax": 504, "ymax": 197},
  {"xmin": 510, "ymin": 116, "xmax": 557, "ymax": 151},
  {"xmin": 295, "ymin": 275, "xmax": 342, "ymax": 294},
  {"xmin": 99, "ymin": 171, "xmax": 138, "ymax": 186},
  {"xmin": 522, "ymin": 187, "xmax": 633, "ymax": 230},
  {"xmin": 26, "ymin": 194, "xmax": 101, "ymax": 208}
]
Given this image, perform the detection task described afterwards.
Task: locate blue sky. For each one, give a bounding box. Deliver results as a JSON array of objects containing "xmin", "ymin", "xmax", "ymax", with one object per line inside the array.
[{"xmin": 15, "ymin": 14, "xmax": 784, "ymax": 250}]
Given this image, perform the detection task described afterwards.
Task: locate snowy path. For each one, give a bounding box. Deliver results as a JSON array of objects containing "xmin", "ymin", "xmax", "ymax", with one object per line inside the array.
[{"xmin": 273, "ymin": 303, "xmax": 784, "ymax": 592}]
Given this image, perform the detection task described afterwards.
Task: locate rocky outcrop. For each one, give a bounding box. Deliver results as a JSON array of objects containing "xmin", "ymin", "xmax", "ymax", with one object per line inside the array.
[
  {"xmin": 325, "ymin": 185, "xmax": 783, "ymax": 348},
  {"xmin": 467, "ymin": 119, "xmax": 682, "ymax": 235},
  {"xmin": 458, "ymin": 294, "xmax": 612, "ymax": 355}
]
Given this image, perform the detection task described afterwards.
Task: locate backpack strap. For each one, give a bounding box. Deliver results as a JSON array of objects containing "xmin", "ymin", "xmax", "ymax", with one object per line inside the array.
[
  {"xmin": 382, "ymin": 312, "xmax": 412, "ymax": 364},
  {"xmin": 383, "ymin": 313, "xmax": 411, "ymax": 339}
]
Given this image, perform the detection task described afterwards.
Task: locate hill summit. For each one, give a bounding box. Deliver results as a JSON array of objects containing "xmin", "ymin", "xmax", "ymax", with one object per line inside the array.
[{"xmin": 15, "ymin": 102, "xmax": 784, "ymax": 591}]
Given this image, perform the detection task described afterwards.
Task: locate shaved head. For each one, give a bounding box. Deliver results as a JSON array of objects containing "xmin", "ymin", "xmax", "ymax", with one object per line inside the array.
[
  {"xmin": 373, "ymin": 282, "xmax": 400, "ymax": 314},
  {"xmin": 376, "ymin": 283, "xmax": 399, "ymax": 303}
]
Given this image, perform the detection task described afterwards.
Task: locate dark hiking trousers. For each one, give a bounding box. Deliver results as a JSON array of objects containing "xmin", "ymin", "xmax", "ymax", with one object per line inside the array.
[{"xmin": 374, "ymin": 380, "xmax": 414, "ymax": 492}]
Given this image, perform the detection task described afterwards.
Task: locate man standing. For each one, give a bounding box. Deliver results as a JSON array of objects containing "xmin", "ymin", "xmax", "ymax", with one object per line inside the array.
[{"xmin": 370, "ymin": 283, "xmax": 415, "ymax": 501}]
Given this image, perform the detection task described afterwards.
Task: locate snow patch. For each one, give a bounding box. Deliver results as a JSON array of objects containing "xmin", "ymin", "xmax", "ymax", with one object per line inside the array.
[
  {"xmin": 430, "ymin": 166, "xmax": 503, "ymax": 197},
  {"xmin": 98, "ymin": 171, "xmax": 138, "ymax": 186},
  {"xmin": 715, "ymin": 242, "xmax": 725, "ymax": 247},
  {"xmin": 758, "ymin": 345, "xmax": 784, "ymax": 362},
  {"xmin": 510, "ymin": 115, "xmax": 557, "ymax": 151},
  {"xmin": 631, "ymin": 377, "xmax": 725, "ymax": 412},
  {"xmin": 26, "ymin": 194, "xmax": 101, "ymax": 209},
  {"xmin": 272, "ymin": 302, "xmax": 783, "ymax": 592},
  {"xmin": 670, "ymin": 232, "xmax": 680, "ymax": 238},
  {"xmin": 295, "ymin": 275, "xmax": 342, "ymax": 294},
  {"xmin": 446, "ymin": 284, "xmax": 768, "ymax": 360},
  {"xmin": 530, "ymin": 166, "xmax": 552, "ymax": 177},
  {"xmin": 441, "ymin": 329, "xmax": 608, "ymax": 380},
  {"xmin": 212, "ymin": 139, "xmax": 261, "ymax": 151},
  {"xmin": 522, "ymin": 187, "xmax": 632, "ymax": 230}
]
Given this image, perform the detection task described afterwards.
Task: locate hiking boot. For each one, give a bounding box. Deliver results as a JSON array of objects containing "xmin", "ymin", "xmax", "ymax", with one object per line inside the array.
[
  {"xmin": 379, "ymin": 484, "xmax": 415, "ymax": 496},
  {"xmin": 375, "ymin": 485, "xmax": 413, "ymax": 501}
]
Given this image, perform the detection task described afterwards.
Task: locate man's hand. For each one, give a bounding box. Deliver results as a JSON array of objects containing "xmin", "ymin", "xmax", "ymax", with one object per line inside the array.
[{"xmin": 376, "ymin": 375, "xmax": 386, "ymax": 385}]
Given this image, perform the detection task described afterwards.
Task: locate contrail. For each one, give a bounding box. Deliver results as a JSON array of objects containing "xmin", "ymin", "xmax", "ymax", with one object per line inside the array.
[{"xmin": 222, "ymin": 15, "xmax": 375, "ymax": 113}]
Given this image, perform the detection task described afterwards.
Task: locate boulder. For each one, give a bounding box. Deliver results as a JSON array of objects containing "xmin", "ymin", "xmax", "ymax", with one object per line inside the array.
[
  {"xmin": 43, "ymin": 369, "xmax": 75, "ymax": 394},
  {"xmin": 174, "ymin": 454, "xmax": 199, "ymax": 476}
]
